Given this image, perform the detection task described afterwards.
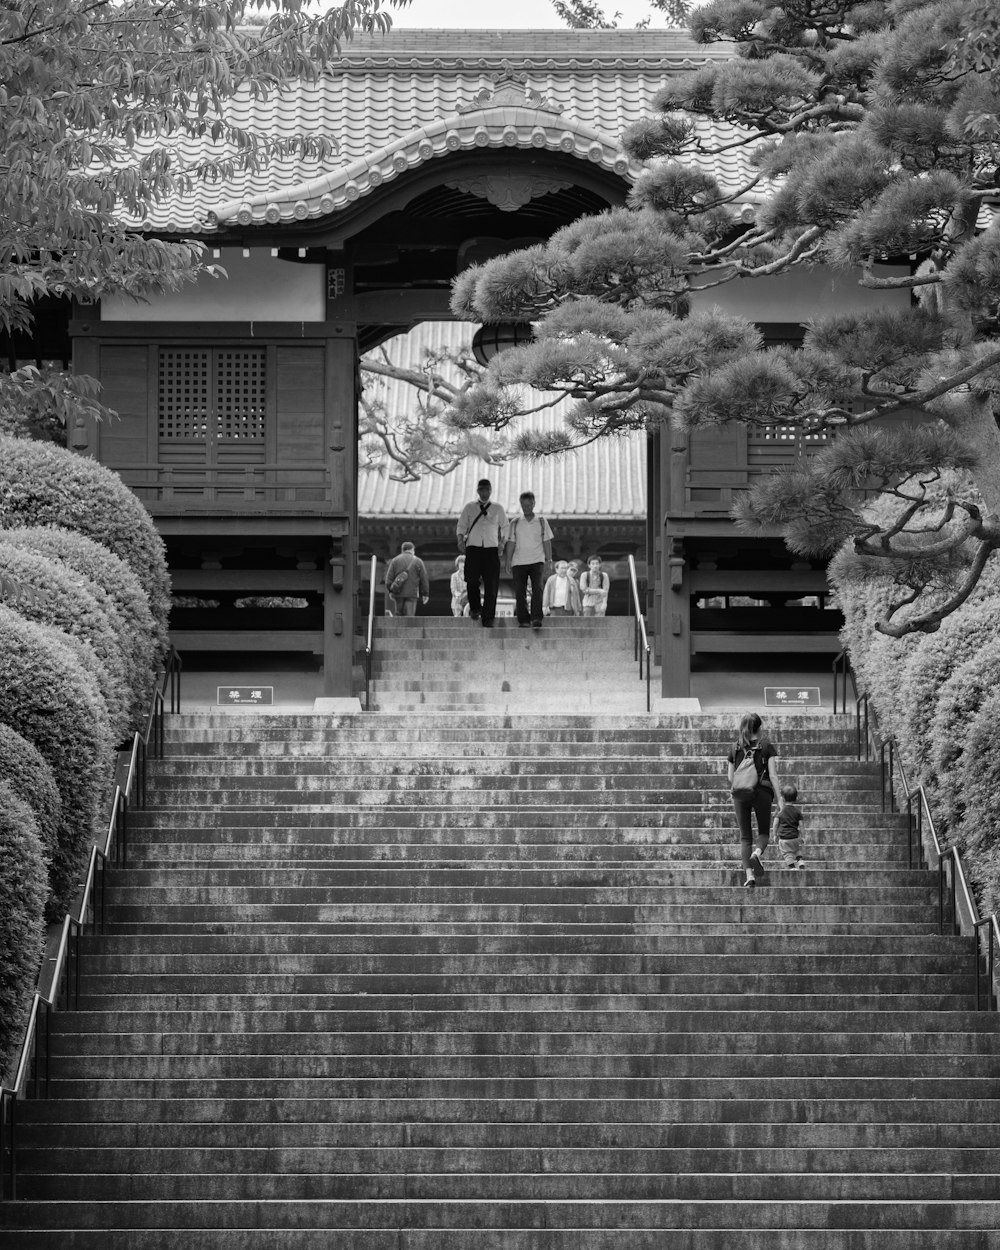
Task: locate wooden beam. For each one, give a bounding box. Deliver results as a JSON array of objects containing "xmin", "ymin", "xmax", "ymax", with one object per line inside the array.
[
  {"xmin": 154, "ymin": 518, "xmax": 337, "ymax": 537},
  {"xmin": 170, "ymin": 630, "xmax": 324, "ymax": 652},
  {"xmin": 689, "ymin": 571, "xmax": 829, "ymax": 593},
  {"xmin": 70, "ymin": 321, "xmax": 355, "ymax": 339},
  {"xmin": 351, "ymin": 289, "xmax": 455, "ymax": 323},
  {"xmin": 171, "ymin": 571, "xmax": 325, "ymax": 592},
  {"xmin": 690, "ymin": 632, "xmax": 842, "ymax": 653}
]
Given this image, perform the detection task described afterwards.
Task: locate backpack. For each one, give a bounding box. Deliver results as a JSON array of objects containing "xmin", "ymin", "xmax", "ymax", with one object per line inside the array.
[
  {"xmin": 388, "ymin": 558, "xmax": 413, "ymax": 596},
  {"xmin": 731, "ymin": 745, "xmax": 762, "ymax": 801}
]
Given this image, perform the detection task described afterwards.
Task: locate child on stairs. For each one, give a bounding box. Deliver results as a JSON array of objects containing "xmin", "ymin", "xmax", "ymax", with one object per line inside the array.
[{"xmin": 772, "ymin": 783, "xmax": 806, "ymax": 870}]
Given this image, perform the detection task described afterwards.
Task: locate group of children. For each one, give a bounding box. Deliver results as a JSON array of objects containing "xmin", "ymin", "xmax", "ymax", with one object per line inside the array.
[{"xmin": 450, "ymin": 554, "xmax": 610, "ymax": 618}]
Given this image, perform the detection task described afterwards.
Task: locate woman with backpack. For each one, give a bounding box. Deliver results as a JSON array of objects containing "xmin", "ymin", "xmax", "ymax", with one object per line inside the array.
[{"xmin": 727, "ymin": 711, "xmax": 782, "ymax": 889}]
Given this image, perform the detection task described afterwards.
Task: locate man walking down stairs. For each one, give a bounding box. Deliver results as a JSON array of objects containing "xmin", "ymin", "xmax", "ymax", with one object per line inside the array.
[{"xmin": 4, "ymin": 623, "xmax": 1000, "ymax": 1245}]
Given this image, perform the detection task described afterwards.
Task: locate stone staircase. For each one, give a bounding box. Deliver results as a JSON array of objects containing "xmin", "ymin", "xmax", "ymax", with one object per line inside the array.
[
  {"xmin": 4, "ymin": 702, "xmax": 1000, "ymax": 1246},
  {"xmin": 369, "ymin": 615, "xmax": 651, "ymax": 712}
]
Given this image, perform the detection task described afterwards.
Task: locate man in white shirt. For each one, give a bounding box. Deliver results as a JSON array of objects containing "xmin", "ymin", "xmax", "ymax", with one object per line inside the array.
[
  {"xmin": 456, "ymin": 478, "xmax": 508, "ymax": 628},
  {"xmin": 503, "ymin": 491, "xmax": 553, "ymax": 629}
]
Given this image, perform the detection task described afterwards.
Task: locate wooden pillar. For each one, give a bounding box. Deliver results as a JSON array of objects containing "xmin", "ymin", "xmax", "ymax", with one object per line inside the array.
[
  {"xmin": 323, "ymin": 333, "xmax": 358, "ymax": 697},
  {"xmin": 662, "ymin": 535, "xmax": 691, "ymax": 697},
  {"xmin": 661, "ymin": 423, "xmax": 692, "ymax": 698}
]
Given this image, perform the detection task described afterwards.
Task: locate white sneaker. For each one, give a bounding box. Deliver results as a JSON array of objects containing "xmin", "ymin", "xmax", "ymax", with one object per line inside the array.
[
  {"xmin": 743, "ymin": 870, "xmax": 756, "ymax": 889},
  {"xmin": 796, "ymin": 860, "xmax": 806, "ymax": 870}
]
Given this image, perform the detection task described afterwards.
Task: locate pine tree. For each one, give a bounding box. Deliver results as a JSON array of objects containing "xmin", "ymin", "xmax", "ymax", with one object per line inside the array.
[{"xmin": 454, "ymin": 0, "xmax": 1000, "ymax": 637}]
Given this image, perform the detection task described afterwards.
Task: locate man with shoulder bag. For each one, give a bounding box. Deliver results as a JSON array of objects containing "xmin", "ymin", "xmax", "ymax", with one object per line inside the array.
[{"xmin": 456, "ymin": 478, "xmax": 507, "ymax": 628}]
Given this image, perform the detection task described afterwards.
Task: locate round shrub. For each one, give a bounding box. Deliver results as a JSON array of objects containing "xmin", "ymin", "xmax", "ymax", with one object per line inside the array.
[
  {"xmin": 929, "ymin": 634, "xmax": 1000, "ymax": 839},
  {"xmin": 1, "ymin": 526, "xmax": 158, "ymax": 734},
  {"xmin": 0, "ymin": 539, "xmax": 130, "ymax": 744},
  {"xmin": 0, "ymin": 607, "xmax": 112, "ymax": 919},
  {"xmin": 0, "ymin": 434, "xmax": 170, "ymax": 655},
  {"xmin": 0, "ymin": 781, "xmax": 48, "ymax": 1085},
  {"xmin": 0, "ymin": 723, "xmax": 61, "ymax": 871}
]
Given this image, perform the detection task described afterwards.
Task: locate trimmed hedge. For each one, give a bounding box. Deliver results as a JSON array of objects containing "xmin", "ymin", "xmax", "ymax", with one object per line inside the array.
[
  {"xmin": 0, "ymin": 526, "xmax": 158, "ymax": 734},
  {"xmin": 0, "ymin": 539, "xmax": 130, "ymax": 743},
  {"xmin": 0, "ymin": 723, "xmax": 61, "ymax": 871},
  {"xmin": 0, "ymin": 607, "xmax": 112, "ymax": 919},
  {"xmin": 896, "ymin": 596, "xmax": 1000, "ymax": 790},
  {"xmin": 952, "ymin": 690, "xmax": 1000, "ymax": 919},
  {"xmin": 928, "ymin": 636, "xmax": 1000, "ymax": 839},
  {"xmin": 0, "ymin": 781, "xmax": 48, "ymax": 1084},
  {"xmin": 834, "ymin": 506, "xmax": 1000, "ymax": 921},
  {"xmin": 0, "ymin": 434, "xmax": 170, "ymax": 655}
]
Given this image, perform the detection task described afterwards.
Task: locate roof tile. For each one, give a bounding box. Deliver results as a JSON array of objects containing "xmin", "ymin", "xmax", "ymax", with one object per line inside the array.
[{"xmin": 131, "ymin": 29, "xmax": 751, "ymax": 234}]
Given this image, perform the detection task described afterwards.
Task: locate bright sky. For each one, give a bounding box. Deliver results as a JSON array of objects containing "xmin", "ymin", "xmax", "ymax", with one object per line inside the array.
[{"xmin": 389, "ymin": 0, "xmax": 655, "ymax": 28}]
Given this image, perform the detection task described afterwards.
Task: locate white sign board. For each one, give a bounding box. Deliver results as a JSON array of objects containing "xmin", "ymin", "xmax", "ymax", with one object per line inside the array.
[
  {"xmin": 219, "ymin": 686, "xmax": 274, "ymax": 705},
  {"xmin": 764, "ymin": 686, "xmax": 821, "ymax": 707}
]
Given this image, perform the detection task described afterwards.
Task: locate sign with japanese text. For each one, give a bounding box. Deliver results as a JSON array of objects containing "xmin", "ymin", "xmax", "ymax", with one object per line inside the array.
[
  {"xmin": 764, "ymin": 686, "xmax": 821, "ymax": 707},
  {"xmin": 218, "ymin": 686, "xmax": 274, "ymax": 705}
]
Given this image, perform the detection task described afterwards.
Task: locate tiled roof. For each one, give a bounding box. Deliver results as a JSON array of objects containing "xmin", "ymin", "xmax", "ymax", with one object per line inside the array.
[
  {"xmin": 134, "ymin": 29, "xmax": 757, "ymax": 234},
  {"xmin": 358, "ymin": 320, "xmax": 646, "ymax": 520}
]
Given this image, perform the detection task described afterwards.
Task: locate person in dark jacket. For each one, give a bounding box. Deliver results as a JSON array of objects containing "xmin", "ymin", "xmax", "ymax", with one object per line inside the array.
[{"xmin": 384, "ymin": 541, "xmax": 429, "ymax": 617}]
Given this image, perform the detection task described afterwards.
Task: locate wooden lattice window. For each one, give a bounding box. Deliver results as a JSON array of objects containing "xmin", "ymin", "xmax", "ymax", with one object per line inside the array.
[
  {"xmin": 158, "ymin": 350, "xmax": 210, "ymax": 440},
  {"xmin": 216, "ymin": 350, "xmax": 265, "ymax": 441},
  {"xmin": 158, "ymin": 348, "xmax": 266, "ymax": 442}
]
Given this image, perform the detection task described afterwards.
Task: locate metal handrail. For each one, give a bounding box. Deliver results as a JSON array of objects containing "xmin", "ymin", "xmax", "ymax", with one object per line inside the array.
[
  {"xmin": 363, "ymin": 555, "xmax": 377, "ymax": 711},
  {"xmin": 843, "ymin": 653, "xmax": 999, "ymax": 1008},
  {"xmin": 832, "ymin": 651, "xmax": 857, "ymax": 716},
  {"xmin": 627, "ymin": 555, "xmax": 652, "ymax": 713},
  {"xmin": 1, "ymin": 647, "xmax": 181, "ymax": 1199}
]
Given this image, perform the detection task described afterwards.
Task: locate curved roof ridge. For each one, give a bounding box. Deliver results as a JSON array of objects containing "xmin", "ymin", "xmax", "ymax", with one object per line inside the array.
[{"xmin": 209, "ymin": 106, "xmax": 640, "ymax": 228}]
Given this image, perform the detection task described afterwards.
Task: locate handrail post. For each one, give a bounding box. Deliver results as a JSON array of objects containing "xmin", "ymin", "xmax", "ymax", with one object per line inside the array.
[{"xmin": 364, "ymin": 555, "xmax": 377, "ymax": 712}]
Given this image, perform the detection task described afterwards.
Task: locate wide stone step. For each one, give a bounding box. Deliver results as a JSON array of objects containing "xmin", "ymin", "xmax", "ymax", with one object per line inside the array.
[
  {"xmin": 129, "ymin": 809, "xmax": 904, "ymax": 830},
  {"xmin": 136, "ymin": 789, "xmax": 882, "ymax": 808},
  {"xmin": 101, "ymin": 908, "xmax": 943, "ymax": 932},
  {"xmin": 5, "ymin": 1196, "xmax": 1000, "ymax": 1232},
  {"xmin": 149, "ymin": 758, "xmax": 875, "ymax": 778},
  {"xmin": 163, "ymin": 721, "xmax": 858, "ymax": 737},
  {"xmin": 18, "ymin": 1085, "xmax": 1000, "ymax": 1114},
  {"xmin": 103, "ymin": 869, "xmax": 934, "ymax": 891},
  {"xmin": 127, "ymin": 848, "xmax": 909, "ymax": 868},
  {"xmin": 13, "ymin": 1169, "xmax": 1000, "ymax": 1202},
  {"xmin": 71, "ymin": 972, "xmax": 975, "ymax": 997},
  {"xmin": 79, "ymin": 932, "xmax": 968, "ymax": 957},
  {"xmin": 102, "ymin": 881, "xmax": 938, "ymax": 903},
  {"xmin": 43, "ymin": 1008, "xmax": 996, "ymax": 1035},
  {"xmin": 163, "ymin": 733, "xmax": 862, "ymax": 752},
  {"xmin": 105, "ymin": 920, "xmax": 945, "ymax": 937},
  {"xmin": 45, "ymin": 1051, "xmax": 999, "ymax": 1080},
  {"xmin": 17, "ymin": 1118, "xmax": 1000, "ymax": 1149},
  {"xmin": 17, "ymin": 1143, "xmax": 1000, "ymax": 1174},
  {"xmin": 47, "ymin": 1027, "xmax": 996, "ymax": 1059},
  {"xmin": 71, "ymin": 993, "xmax": 977, "ymax": 1013},
  {"xmin": 78, "ymin": 950, "xmax": 967, "ymax": 975},
  {"xmin": 1, "ymin": 1224, "xmax": 996, "ymax": 1248}
]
